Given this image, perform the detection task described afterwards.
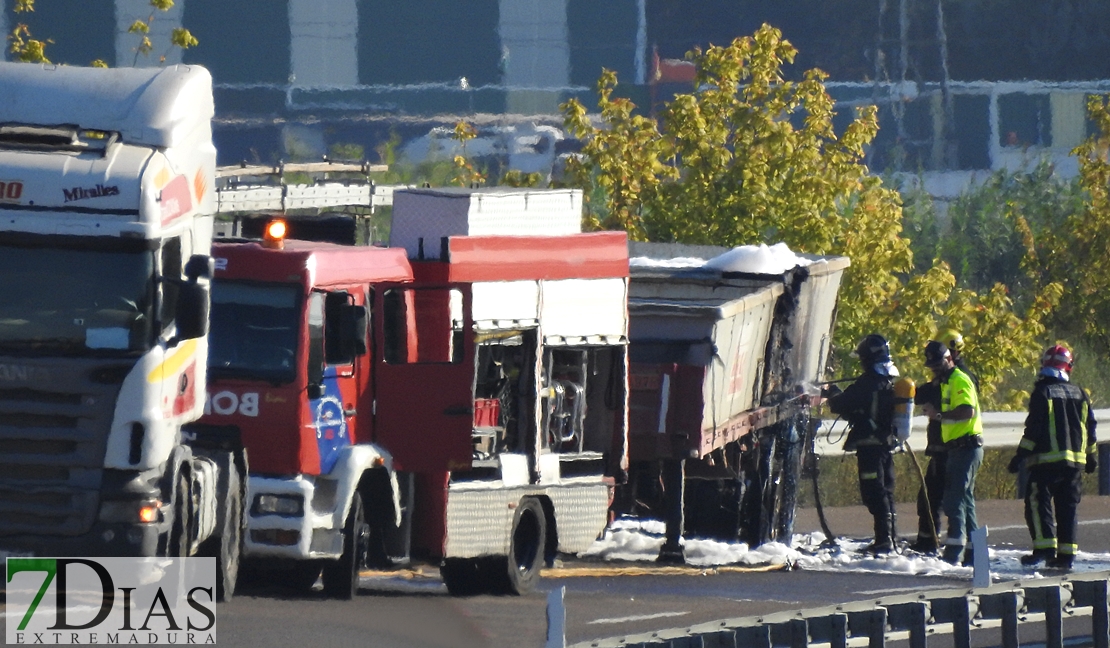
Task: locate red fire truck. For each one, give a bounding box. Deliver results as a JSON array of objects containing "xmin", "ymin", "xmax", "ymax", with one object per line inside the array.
[{"xmin": 195, "ymin": 185, "xmax": 629, "ymax": 596}]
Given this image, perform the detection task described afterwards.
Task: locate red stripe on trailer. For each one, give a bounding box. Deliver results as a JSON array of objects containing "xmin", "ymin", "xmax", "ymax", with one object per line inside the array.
[{"xmin": 411, "ymin": 232, "xmax": 630, "ymax": 283}]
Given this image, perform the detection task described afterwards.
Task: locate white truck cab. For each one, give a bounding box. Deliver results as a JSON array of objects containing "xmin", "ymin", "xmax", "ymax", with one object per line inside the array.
[{"xmin": 0, "ymin": 63, "xmax": 242, "ymax": 600}]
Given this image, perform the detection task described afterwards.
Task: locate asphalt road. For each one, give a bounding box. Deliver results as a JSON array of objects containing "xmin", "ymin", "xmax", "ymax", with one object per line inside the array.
[{"xmin": 4, "ymin": 497, "xmax": 1108, "ymax": 647}]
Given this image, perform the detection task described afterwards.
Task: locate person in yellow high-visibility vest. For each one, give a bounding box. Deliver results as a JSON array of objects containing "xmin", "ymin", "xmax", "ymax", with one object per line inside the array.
[
  {"xmin": 1008, "ymin": 345, "xmax": 1098, "ymax": 570},
  {"xmin": 922, "ymin": 340, "xmax": 983, "ymax": 565}
]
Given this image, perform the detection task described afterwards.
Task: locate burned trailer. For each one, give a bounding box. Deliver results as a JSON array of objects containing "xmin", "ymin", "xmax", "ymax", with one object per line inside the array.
[{"xmin": 618, "ymin": 242, "xmax": 849, "ymax": 560}]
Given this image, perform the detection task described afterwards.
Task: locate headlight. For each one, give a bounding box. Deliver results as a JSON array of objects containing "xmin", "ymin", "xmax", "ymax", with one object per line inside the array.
[{"xmin": 252, "ymin": 494, "xmax": 304, "ymax": 517}]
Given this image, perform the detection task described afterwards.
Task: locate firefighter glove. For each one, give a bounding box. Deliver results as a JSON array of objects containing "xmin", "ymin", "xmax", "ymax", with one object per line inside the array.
[
  {"xmin": 821, "ymin": 384, "xmax": 843, "ymax": 399},
  {"xmin": 1007, "ymin": 455, "xmax": 1023, "ymax": 474},
  {"xmin": 1087, "ymin": 456, "xmax": 1098, "ymax": 474}
]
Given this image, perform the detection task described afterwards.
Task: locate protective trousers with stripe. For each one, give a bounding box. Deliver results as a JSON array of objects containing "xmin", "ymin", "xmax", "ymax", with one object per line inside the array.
[
  {"xmin": 1025, "ymin": 466, "xmax": 1082, "ymax": 556},
  {"xmin": 857, "ymin": 446, "xmax": 896, "ymax": 543}
]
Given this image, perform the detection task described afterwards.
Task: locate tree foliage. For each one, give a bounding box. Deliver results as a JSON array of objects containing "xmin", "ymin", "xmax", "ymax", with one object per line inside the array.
[
  {"xmin": 1019, "ymin": 97, "xmax": 1110, "ymax": 357},
  {"xmin": 559, "ymin": 24, "xmax": 1054, "ymax": 408},
  {"xmin": 7, "ymin": 0, "xmax": 196, "ymax": 66}
]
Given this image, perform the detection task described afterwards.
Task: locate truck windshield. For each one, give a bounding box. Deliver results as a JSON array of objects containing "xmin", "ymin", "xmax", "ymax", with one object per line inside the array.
[
  {"xmin": 209, "ymin": 282, "xmax": 300, "ymax": 384},
  {"xmin": 0, "ymin": 244, "xmax": 154, "ymax": 356}
]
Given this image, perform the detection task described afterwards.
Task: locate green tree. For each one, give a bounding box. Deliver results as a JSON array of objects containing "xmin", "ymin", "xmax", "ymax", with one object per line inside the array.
[
  {"xmin": 1021, "ymin": 97, "xmax": 1110, "ymax": 357},
  {"xmin": 559, "ymin": 24, "xmax": 1055, "ymax": 407}
]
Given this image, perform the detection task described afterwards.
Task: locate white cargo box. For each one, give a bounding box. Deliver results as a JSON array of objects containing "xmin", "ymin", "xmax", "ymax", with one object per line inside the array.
[{"xmin": 390, "ymin": 187, "xmax": 582, "ymax": 260}]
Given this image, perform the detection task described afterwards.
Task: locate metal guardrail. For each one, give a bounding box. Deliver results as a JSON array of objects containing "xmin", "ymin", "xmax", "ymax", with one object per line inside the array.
[
  {"xmin": 570, "ymin": 571, "xmax": 1110, "ymax": 648},
  {"xmin": 814, "ymin": 409, "xmax": 1110, "ymax": 455}
]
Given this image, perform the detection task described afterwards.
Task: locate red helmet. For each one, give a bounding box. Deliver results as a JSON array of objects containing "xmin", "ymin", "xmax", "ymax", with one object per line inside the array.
[{"xmin": 1041, "ymin": 345, "xmax": 1073, "ymax": 371}]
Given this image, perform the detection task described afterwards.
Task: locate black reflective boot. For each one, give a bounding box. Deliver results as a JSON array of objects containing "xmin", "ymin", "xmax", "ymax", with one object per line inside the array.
[
  {"xmin": 1020, "ymin": 549, "xmax": 1056, "ymax": 566},
  {"xmin": 862, "ymin": 514, "xmax": 894, "ymax": 555},
  {"xmin": 908, "ymin": 535, "xmax": 937, "ymax": 554},
  {"xmin": 1046, "ymin": 554, "xmax": 1074, "ymax": 570},
  {"xmin": 942, "ymin": 543, "xmax": 964, "ymax": 564}
]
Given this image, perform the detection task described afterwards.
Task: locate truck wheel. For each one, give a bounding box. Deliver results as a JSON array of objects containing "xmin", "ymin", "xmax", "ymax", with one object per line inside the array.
[
  {"xmin": 168, "ymin": 471, "xmax": 191, "ymax": 557},
  {"xmin": 210, "ymin": 463, "xmax": 242, "ymax": 602},
  {"xmin": 440, "ymin": 558, "xmax": 486, "ymax": 596},
  {"xmin": 499, "ymin": 497, "xmax": 546, "ymax": 595},
  {"xmin": 322, "ymin": 491, "xmax": 368, "ymax": 599}
]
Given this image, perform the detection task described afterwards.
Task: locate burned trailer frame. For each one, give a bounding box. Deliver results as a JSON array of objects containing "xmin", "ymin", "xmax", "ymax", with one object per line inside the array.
[{"xmin": 619, "ymin": 242, "xmax": 849, "ymax": 560}]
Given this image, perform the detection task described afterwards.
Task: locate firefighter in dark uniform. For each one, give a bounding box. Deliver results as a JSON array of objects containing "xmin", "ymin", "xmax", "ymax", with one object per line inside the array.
[
  {"xmin": 825, "ymin": 334, "xmax": 900, "ymax": 554},
  {"xmin": 923, "ymin": 340, "xmax": 984, "ymax": 564},
  {"xmin": 1008, "ymin": 345, "xmax": 1098, "ymax": 570},
  {"xmin": 911, "ymin": 330, "xmax": 977, "ymax": 554}
]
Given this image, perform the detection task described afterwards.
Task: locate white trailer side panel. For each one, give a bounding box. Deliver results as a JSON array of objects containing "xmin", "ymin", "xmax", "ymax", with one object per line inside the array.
[
  {"xmin": 540, "ymin": 277, "xmax": 628, "ymax": 341},
  {"xmin": 472, "ymin": 280, "xmax": 540, "ymax": 327},
  {"xmin": 390, "ymin": 187, "xmax": 582, "ymax": 260}
]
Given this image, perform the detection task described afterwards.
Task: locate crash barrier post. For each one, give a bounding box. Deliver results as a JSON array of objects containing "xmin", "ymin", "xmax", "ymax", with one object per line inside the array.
[
  {"xmin": 569, "ymin": 571, "xmax": 1110, "ymax": 648},
  {"xmin": 548, "ymin": 585, "xmax": 567, "ymax": 648},
  {"xmin": 1099, "ymin": 442, "xmax": 1110, "ymax": 496}
]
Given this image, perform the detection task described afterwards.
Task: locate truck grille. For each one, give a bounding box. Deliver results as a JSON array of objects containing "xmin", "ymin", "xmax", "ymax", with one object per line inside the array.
[{"xmin": 0, "ymin": 358, "xmax": 130, "ymax": 537}]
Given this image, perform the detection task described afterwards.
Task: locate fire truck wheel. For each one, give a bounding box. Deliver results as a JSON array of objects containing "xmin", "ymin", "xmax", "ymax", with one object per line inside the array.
[
  {"xmin": 322, "ymin": 490, "xmax": 368, "ymax": 599},
  {"xmin": 440, "ymin": 558, "xmax": 487, "ymax": 596},
  {"xmin": 500, "ymin": 497, "xmax": 546, "ymax": 595}
]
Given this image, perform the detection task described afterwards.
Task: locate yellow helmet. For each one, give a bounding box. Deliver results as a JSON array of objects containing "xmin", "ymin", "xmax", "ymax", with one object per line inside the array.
[{"xmin": 939, "ymin": 329, "xmax": 964, "ymax": 353}]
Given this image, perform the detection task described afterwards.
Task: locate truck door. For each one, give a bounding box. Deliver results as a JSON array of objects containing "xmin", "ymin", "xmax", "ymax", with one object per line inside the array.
[{"xmin": 373, "ymin": 284, "xmax": 475, "ymax": 473}]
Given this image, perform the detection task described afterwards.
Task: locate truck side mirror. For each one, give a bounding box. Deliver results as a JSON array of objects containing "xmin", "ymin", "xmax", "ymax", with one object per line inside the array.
[
  {"xmin": 174, "ymin": 282, "xmax": 209, "ymax": 340},
  {"xmin": 307, "ymin": 293, "xmax": 325, "ymax": 399},
  {"xmin": 172, "ymin": 254, "xmax": 213, "ymax": 342}
]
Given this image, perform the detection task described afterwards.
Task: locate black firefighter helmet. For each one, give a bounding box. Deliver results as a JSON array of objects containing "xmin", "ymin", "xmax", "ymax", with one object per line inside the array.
[{"xmin": 855, "ymin": 334, "xmax": 891, "ymax": 365}]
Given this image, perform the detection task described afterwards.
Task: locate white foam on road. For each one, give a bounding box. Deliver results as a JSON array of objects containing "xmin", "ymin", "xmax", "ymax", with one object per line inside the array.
[
  {"xmin": 582, "ymin": 517, "xmax": 1110, "ymax": 580},
  {"xmin": 589, "ymin": 611, "xmax": 690, "ymax": 625}
]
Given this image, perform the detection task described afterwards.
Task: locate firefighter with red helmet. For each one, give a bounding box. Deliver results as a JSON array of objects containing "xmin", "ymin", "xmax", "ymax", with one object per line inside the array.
[
  {"xmin": 825, "ymin": 334, "xmax": 900, "ymax": 554},
  {"xmin": 1007, "ymin": 344, "xmax": 1098, "ymax": 570},
  {"xmin": 922, "ymin": 339, "xmax": 984, "ymax": 564}
]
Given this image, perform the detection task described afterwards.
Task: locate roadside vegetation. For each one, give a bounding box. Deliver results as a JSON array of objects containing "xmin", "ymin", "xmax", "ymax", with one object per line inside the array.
[{"xmin": 554, "ymin": 24, "xmax": 1070, "ymax": 410}]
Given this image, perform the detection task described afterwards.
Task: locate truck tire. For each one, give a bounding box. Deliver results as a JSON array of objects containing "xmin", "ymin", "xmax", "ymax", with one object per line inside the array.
[
  {"xmin": 168, "ymin": 470, "xmax": 192, "ymax": 557},
  {"xmin": 322, "ymin": 491, "xmax": 368, "ymax": 599},
  {"xmin": 498, "ymin": 497, "xmax": 546, "ymax": 595},
  {"xmin": 440, "ymin": 558, "xmax": 487, "ymax": 596},
  {"xmin": 199, "ymin": 461, "xmax": 242, "ymax": 602}
]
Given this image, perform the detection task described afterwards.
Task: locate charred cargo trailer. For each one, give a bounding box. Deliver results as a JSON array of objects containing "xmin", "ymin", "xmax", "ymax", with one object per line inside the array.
[{"xmin": 618, "ymin": 242, "xmax": 849, "ymax": 560}]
